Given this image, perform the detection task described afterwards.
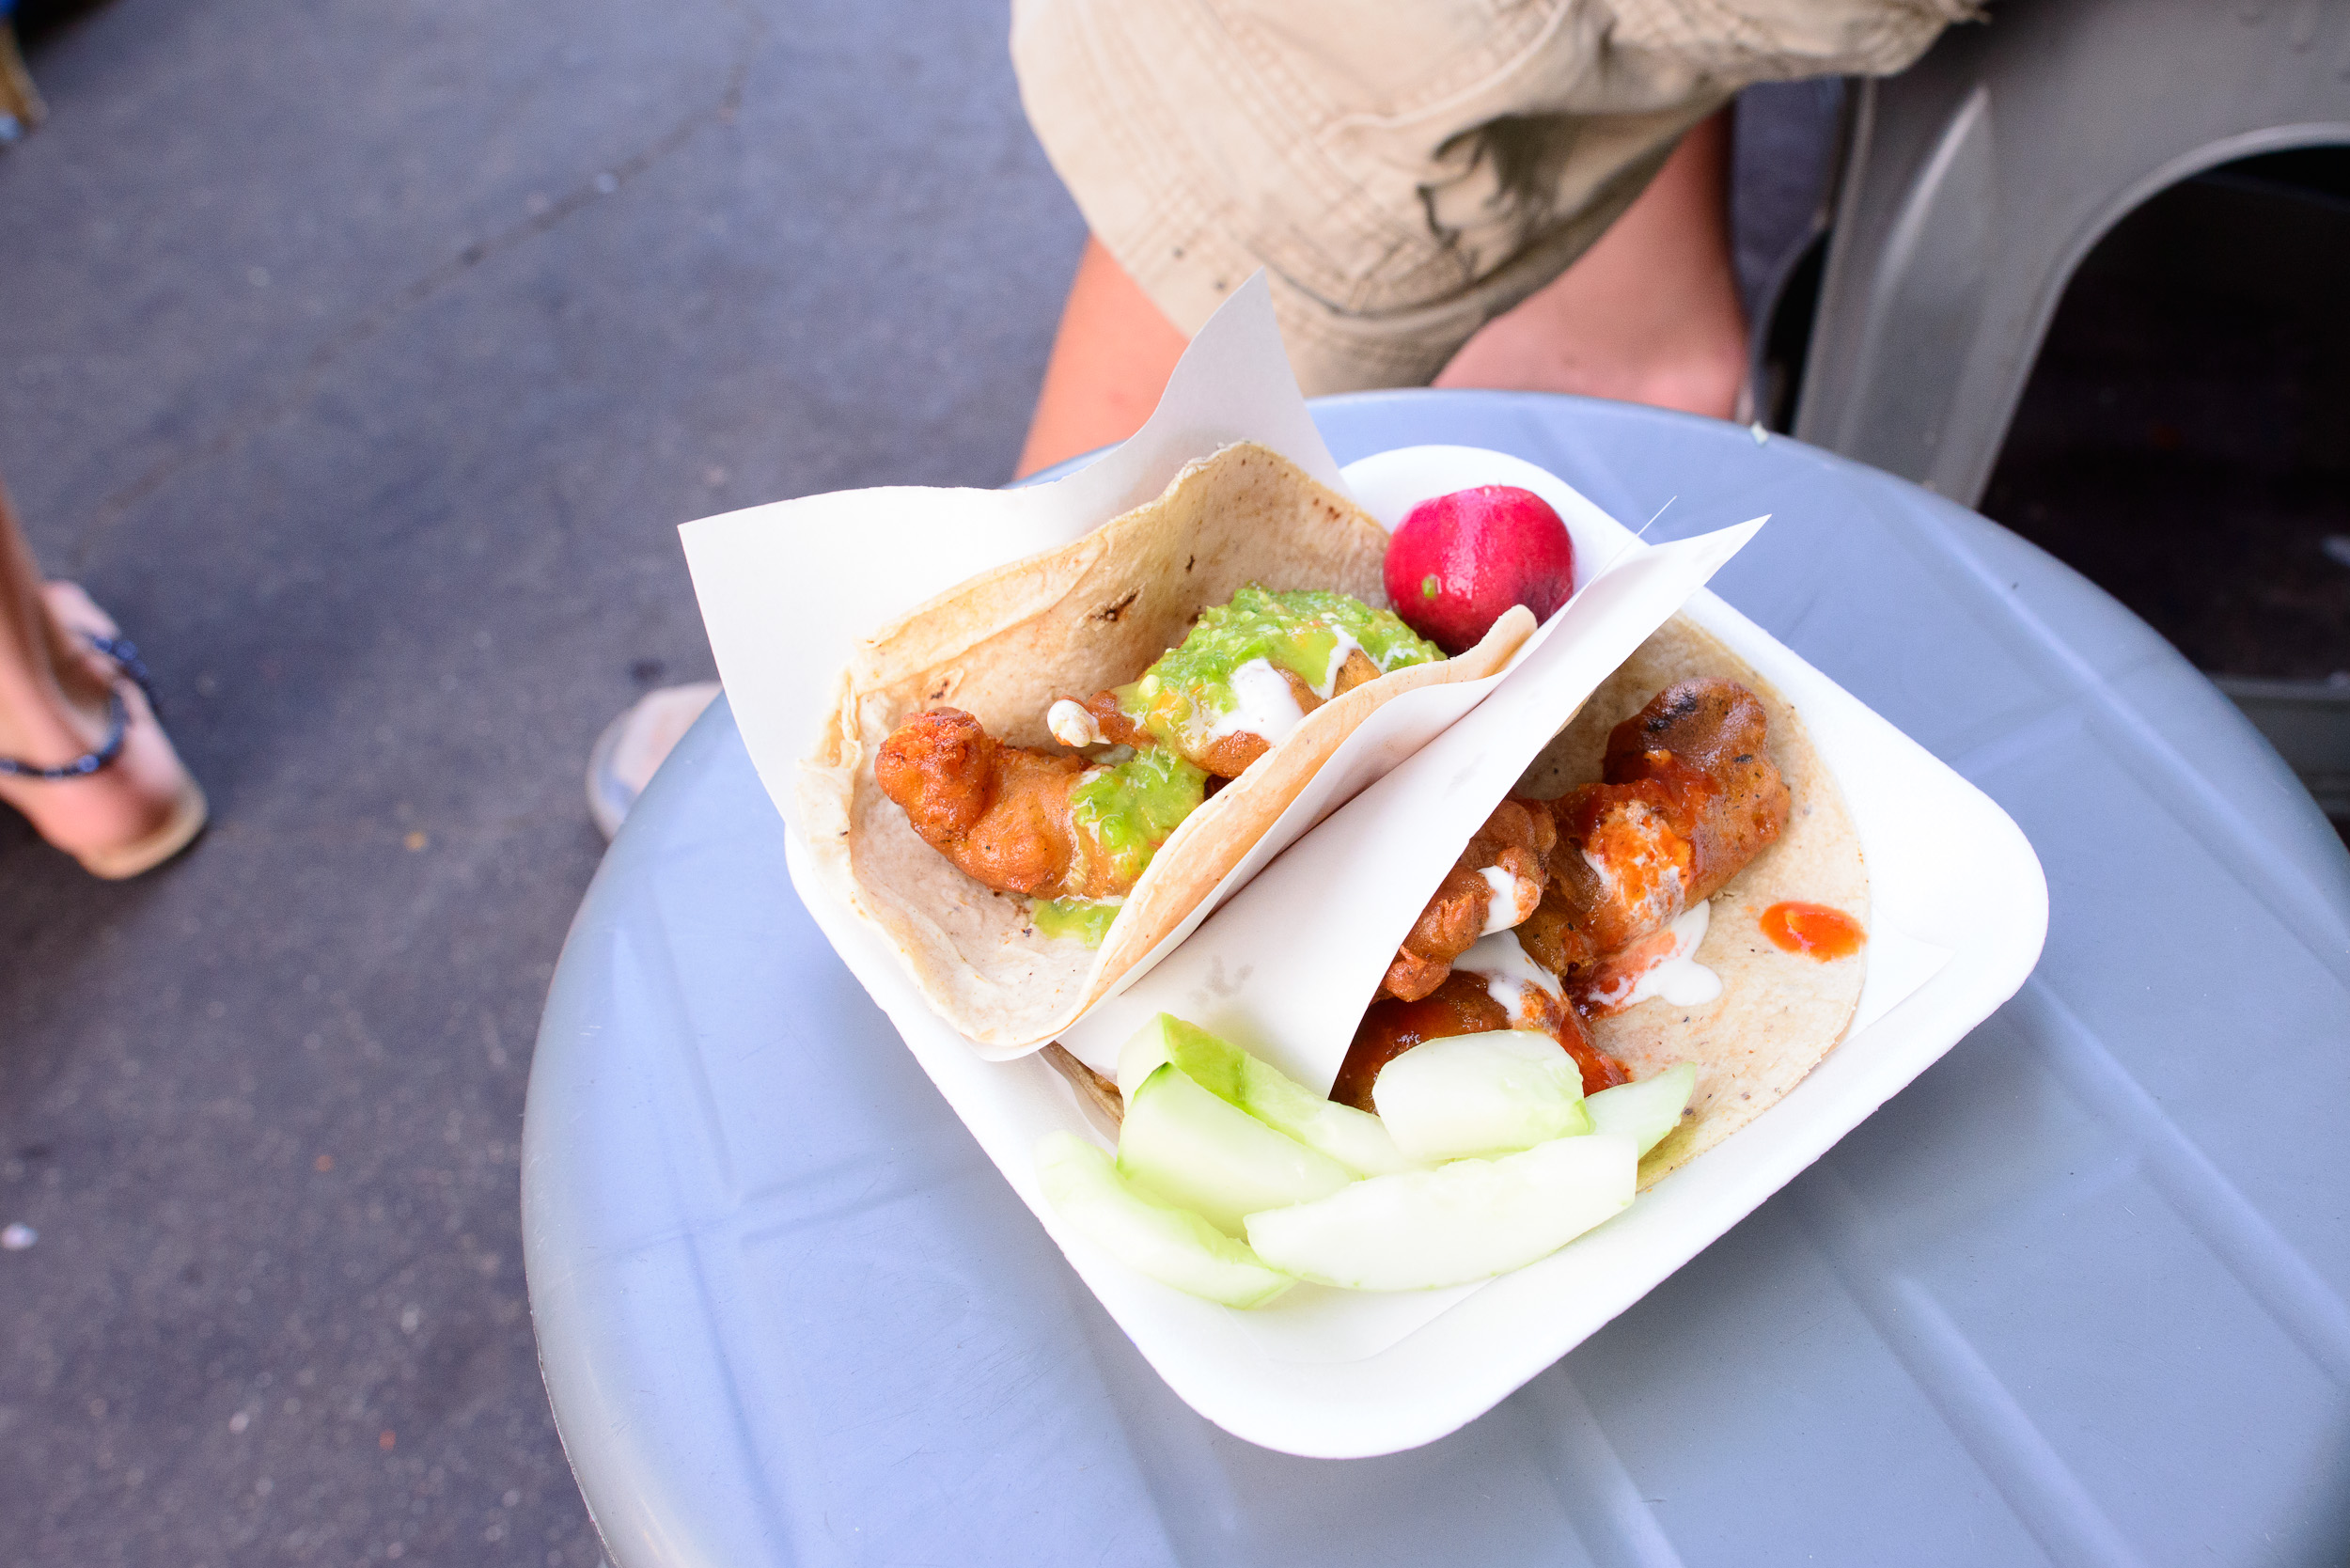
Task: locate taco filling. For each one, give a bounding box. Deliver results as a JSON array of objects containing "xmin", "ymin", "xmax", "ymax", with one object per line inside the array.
[
  {"xmin": 1344, "ymin": 676, "xmax": 1794, "ymax": 1109},
  {"xmin": 1031, "ymin": 655, "xmax": 1867, "ymax": 1304},
  {"xmin": 806, "ymin": 440, "xmax": 1536, "ymax": 1055},
  {"xmin": 876, "ymin": 586, "xmax": 1443, "ymax": 925},
  {"xmin": 881, "ymin": 609, "xmax": 1817, "ymax": 1133}
]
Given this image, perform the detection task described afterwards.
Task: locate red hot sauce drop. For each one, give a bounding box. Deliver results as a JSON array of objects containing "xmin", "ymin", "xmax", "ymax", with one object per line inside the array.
[{"xmin": 1760, "ymin": 902, "xmax": 1867, "ymax": 961}]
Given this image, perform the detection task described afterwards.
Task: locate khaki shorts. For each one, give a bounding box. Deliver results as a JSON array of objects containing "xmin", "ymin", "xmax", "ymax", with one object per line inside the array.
[{"xmin": 1013, "ymin": 0, "xmax": 1970, "ymax": 394}]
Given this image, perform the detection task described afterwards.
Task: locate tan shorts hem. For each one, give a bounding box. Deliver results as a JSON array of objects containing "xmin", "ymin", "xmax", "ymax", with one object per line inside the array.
[{"xmin": 1014, "ymin": 0, "xmax": 1968, "ymax": 392}]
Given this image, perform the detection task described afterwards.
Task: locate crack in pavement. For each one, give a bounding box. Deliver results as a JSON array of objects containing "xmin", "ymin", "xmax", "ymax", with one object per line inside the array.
[{"xmin": 65, "ymin": 0, "xmax": 768, "ymax": 574}]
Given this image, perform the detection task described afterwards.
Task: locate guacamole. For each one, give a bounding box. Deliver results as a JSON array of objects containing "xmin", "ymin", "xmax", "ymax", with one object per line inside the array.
[
  {"xmin": 1116, "ymin": 587, "xmax": 1441, "ymax": 757},
  {"xmin": 1067, "ymin": 743, "xmax": 1208, "ymax": 888},
  {"xmin": 1030, "ymin": 896, "xmax": 1124, "ymax": 949},
  {"xmin": 1032, "ymin": 587, "xmax": 1442, "ymax": 945}
]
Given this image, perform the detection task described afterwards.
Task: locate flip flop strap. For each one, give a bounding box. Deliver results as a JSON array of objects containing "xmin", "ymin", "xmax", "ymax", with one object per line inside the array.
[{"xmin": 0, "ymin": 634, "xmax": 159, "ymax": 781}]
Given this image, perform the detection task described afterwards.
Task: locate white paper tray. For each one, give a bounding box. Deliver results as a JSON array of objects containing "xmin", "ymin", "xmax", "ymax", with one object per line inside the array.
[{"xmin": 781, "ymin": 443, "xmax": 2048, "ymax": 1459}]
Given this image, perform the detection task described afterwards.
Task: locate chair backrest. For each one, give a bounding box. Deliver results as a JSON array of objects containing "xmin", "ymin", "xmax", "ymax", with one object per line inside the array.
[{"xmin": 1790, "ymin": 0, "xmax": 2350, "ymax": 506}]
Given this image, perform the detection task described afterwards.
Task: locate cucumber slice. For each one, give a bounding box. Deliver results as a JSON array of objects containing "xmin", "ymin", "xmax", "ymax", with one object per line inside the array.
[
  {"xmin": 1584, "ymin": 1062, "xmax": 1698, "ymax": 1156},
  {"xmin": 1230, "ymin": 1063, "xmax": 1420, "ymax": 1178},
  {"xmin": 1244, "ymin": 1133, "xmax": 1637, "ymax": 1291},
  {"xmin": 1034, "ymin": 1132, "xmax": 1292, "ymax": 1309},
  {"xmin": 1116, "ymin": 1013, "xmax": 1184, "ymax": 1102},
  {"xmin": 1370, "ymin": 1030, "xmax": 1592, "ymax": 1164},
  {"xmin": 1118, "ymin": 1063, "xmax": 1354, "ymax": 1235},
  {"xmin": 1124, "ymin": 1012, "xmax": 1417, "ymax": 1177}
]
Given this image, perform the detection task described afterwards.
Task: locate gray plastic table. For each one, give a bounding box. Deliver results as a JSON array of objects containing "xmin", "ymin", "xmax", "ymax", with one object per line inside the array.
[{"xmin": 523, "ymin": 393, "xmax": 2350, "ymax": 1567}]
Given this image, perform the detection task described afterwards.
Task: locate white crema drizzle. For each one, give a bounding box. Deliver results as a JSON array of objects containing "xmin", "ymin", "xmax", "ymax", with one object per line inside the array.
[
  {"xmin": 1477, "ymin": 865, "xmax": 1540, "ymax": 934},
  {"xmin": 1586, "ymin": 901, "xmax": 1722, "ymax": 1013},
  {"xmin": 1315, "ymin": 632, "xmax": 1364, "ymax": 698},
  {"xmin": 1047, "ymin": 698, "xmax": 1107, "ymax": 749},
  {"xmin": 1454, "ymin": 931, "xmax": 1562, "ymax": 1028},
  {"xmin": 1204, "ymin": 657, "xmax": 1308, "ymax": 745}
]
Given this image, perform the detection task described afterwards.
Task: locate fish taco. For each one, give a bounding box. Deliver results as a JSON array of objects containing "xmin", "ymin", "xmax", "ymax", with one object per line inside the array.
[
  {"xmin": 1028, "ymin": 613, "xmax": 1871, "ymax": 1305},
  {"xmin": 799, "ymin": 442, "xmax": 1535, "ymax": 1051},
  {"xmin": 1337, "ymin": 613, "xmax": 1868, "ymax": 1188}
]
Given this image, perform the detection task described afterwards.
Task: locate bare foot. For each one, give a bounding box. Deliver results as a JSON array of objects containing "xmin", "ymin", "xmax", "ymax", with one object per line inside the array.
[
  {"xmin": 1434, "ymin": 108, "xmax": 1747, "ymax": 420},
  {"xmin": 0, "ymin": 583, "xmax": 205, "ymax": 876}
]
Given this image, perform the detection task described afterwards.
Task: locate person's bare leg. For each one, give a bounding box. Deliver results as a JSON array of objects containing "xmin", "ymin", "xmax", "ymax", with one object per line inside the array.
[
  {"xmin": 0, "ymin": 477, "xmax": 200, "ymax": 871},
  {"xmin": 1014, "ymin": 237, "xmax": 1191, "ymax": 479},
  {"xmin": 1435, "ymin": 108, "xmax": 1747, "ymax": 419}
]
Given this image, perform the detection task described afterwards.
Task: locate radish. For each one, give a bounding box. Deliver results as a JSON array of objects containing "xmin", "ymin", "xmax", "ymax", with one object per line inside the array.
[{"xmin": 1383, "ymin": 485, "xmax": 1575, "ymax": 654}]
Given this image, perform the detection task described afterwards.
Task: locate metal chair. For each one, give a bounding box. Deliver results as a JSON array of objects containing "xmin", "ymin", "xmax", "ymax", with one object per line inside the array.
[{"xmin": 1790, "ymin": 0, "xmax": 2350, "ymax": 506}]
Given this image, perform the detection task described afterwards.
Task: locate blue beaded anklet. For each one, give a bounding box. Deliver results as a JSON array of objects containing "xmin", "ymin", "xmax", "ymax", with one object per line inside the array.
[{"xmin": 0, "ymin": 635, "xmax": 159, "ymax": 780}]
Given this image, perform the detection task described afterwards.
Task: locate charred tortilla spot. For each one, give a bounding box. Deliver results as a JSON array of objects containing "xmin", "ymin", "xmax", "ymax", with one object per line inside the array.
[{"xmin": 1095, "ymin": 589, "xmax": 1140, "ymax": 623}]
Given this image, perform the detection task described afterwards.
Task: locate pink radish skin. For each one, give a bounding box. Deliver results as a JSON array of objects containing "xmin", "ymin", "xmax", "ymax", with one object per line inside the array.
[{"xmin": 1383, "ymin": 485, "xmax": 1576, "ymax": 655}]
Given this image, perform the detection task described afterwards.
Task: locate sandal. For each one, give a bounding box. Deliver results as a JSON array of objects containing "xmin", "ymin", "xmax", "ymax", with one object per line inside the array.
[{"xmin": 0, "ymin": 631, "xmax": 208, "ymax": 879}]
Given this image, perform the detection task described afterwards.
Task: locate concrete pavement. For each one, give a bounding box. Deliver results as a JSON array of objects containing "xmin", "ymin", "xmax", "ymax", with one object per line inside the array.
[{"xmin": 0, "ymin": 2, "xmax": 1077, "ymax": 1561}]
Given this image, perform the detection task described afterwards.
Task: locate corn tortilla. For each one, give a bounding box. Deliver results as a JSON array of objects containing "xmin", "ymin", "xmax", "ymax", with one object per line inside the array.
[
  {"xmin": 1517, "ymin": 616, "xmax": 1868, "ymax": 1186},
  {"xmin": 802, "ymin": 442, "xmax": 1533, "ymax": 1053}
]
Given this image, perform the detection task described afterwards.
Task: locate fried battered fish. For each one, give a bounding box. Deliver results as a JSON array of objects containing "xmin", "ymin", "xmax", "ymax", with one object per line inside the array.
[
  {"xmin": 1338, "ymin": 676, "xmax": 1791, "ymax": 1112},
  {"xmin": 1376, "ymin": 798, "xmax": 1555, "ymax": 1002},
  {"xmin": 1519, "ymin": 677, "xmax": 1790, "ymax": 978},
  {"xmin": 873, "ymin": 709, "xmax": 1100, "ymax": 900}
]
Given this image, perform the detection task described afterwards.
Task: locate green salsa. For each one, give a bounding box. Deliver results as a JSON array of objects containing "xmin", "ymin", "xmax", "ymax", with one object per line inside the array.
[
  {"xmin": 1031, "ymin": 896, "xmax": 1123, "ymax": 949},
  {"xmin": 1031, "ymin": 588, "xmax": 1438, "ymax": 941},
  {"xmin": 1035, "ymin": 745, "xmax": 1204, "ymax": 943},
  {"xmin": 1116, "ymin": 586, "xmax": 1441, "ymax": 755},
  {"xmin": 1066, "ymin": 744, "xmax": 1208, "ymax": 892}
]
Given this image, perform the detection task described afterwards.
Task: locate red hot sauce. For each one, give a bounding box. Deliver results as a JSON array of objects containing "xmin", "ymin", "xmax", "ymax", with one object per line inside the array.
[{"xmin": 1759, "ymin": 901, "xmax": 1866, "ymax": 962}]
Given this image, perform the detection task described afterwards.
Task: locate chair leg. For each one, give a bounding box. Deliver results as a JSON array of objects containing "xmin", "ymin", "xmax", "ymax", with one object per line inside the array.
[{"xmin": 0, "ymin": 21, "xmax": 48, "ymax": 140}]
